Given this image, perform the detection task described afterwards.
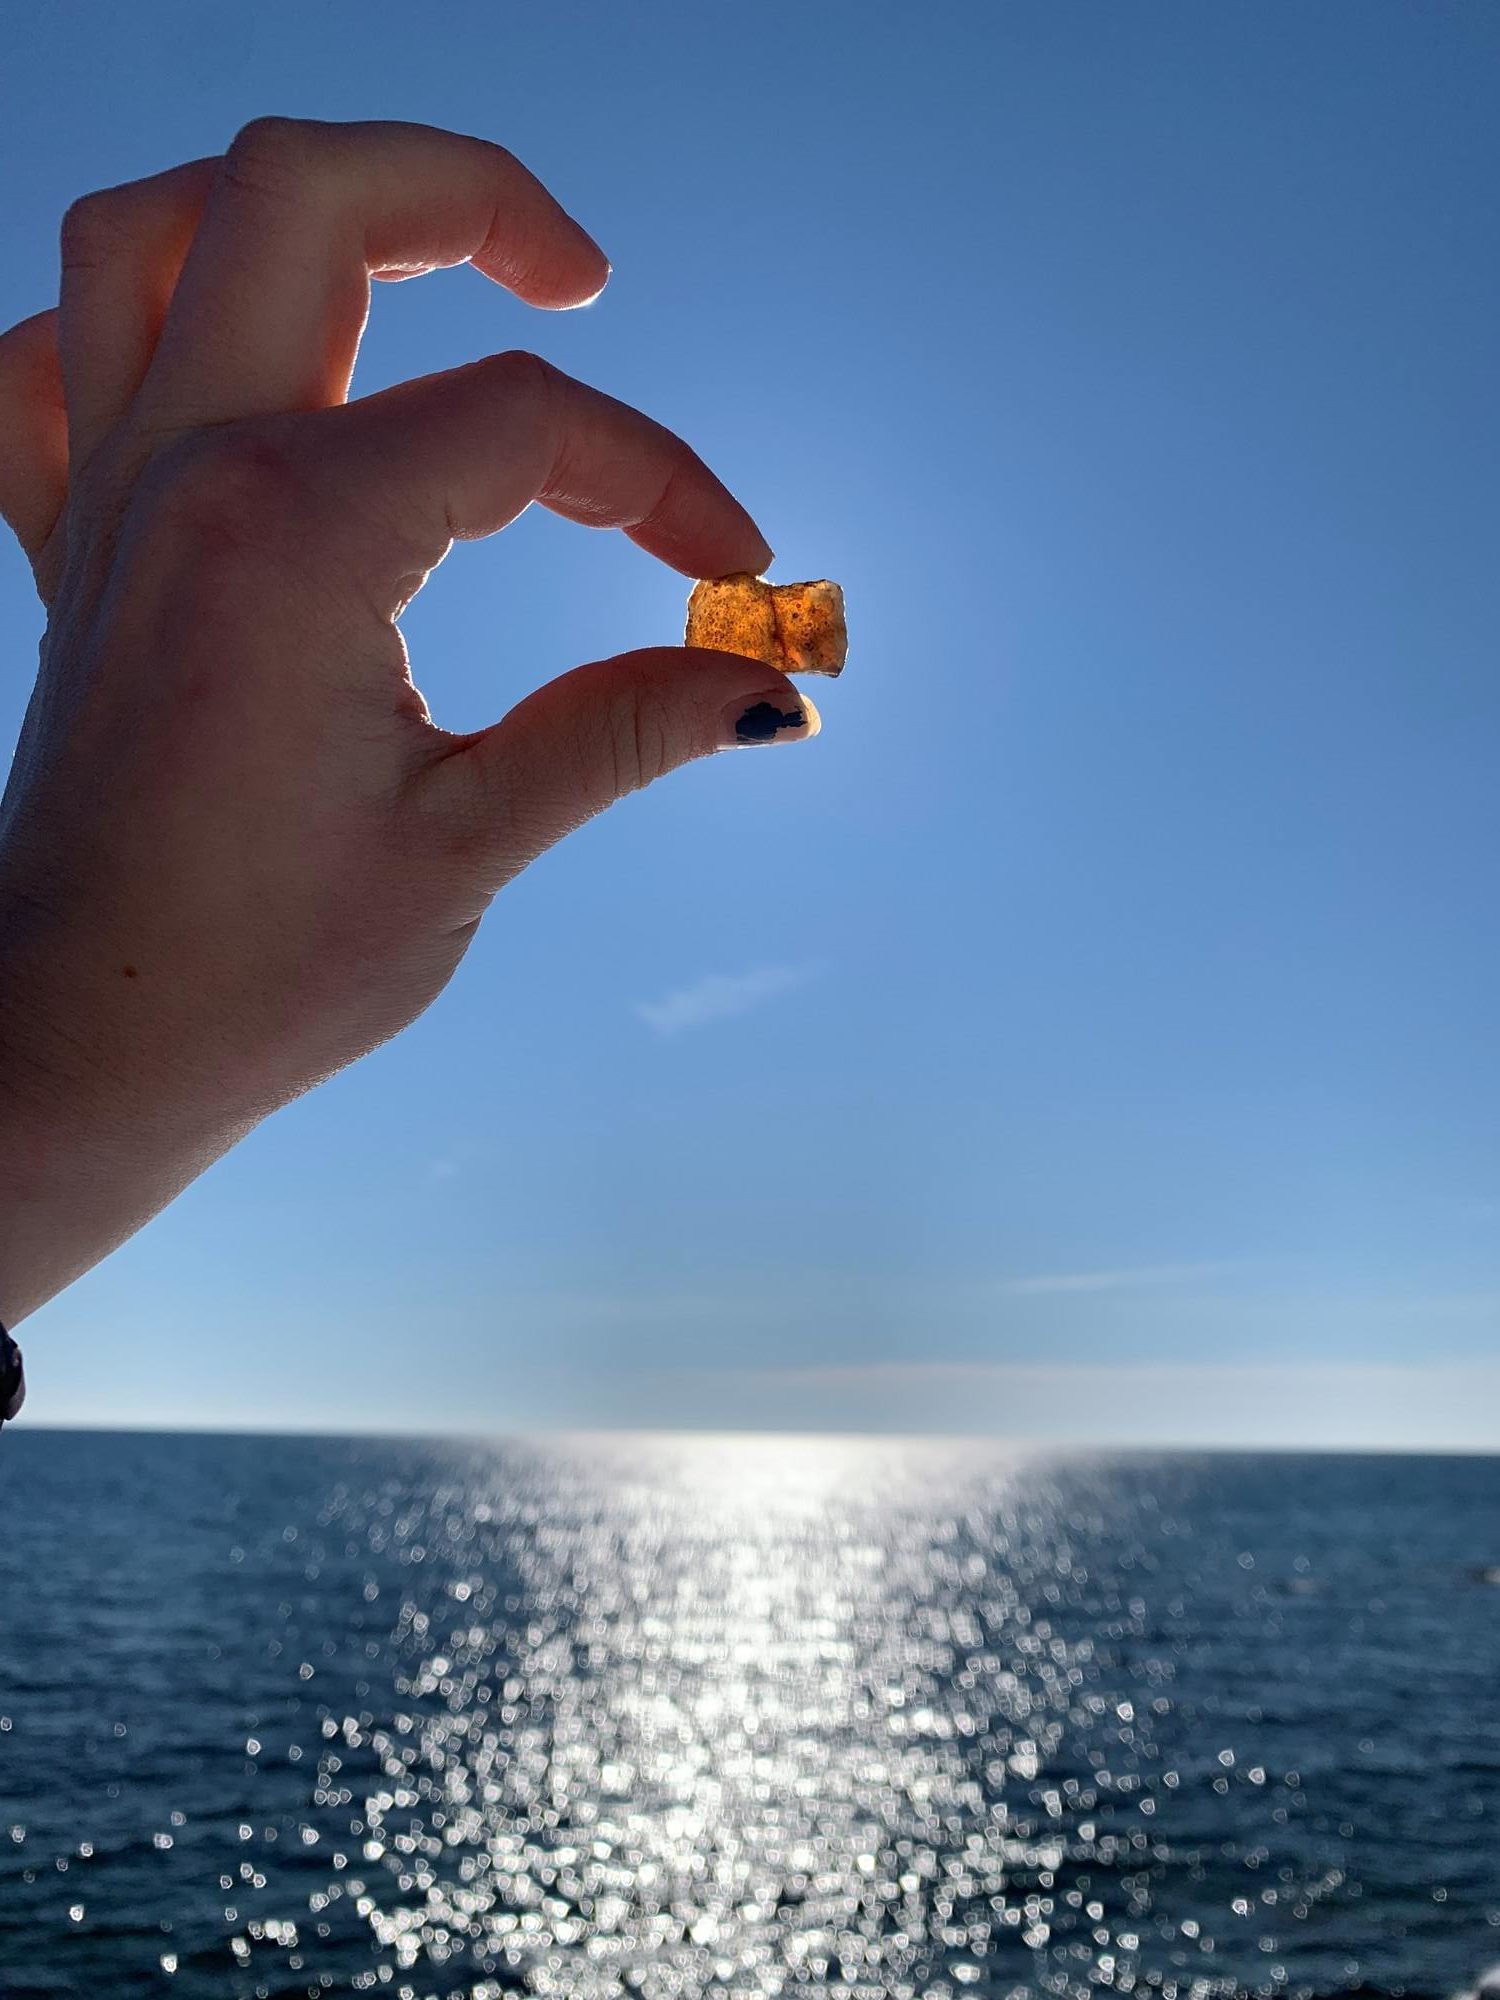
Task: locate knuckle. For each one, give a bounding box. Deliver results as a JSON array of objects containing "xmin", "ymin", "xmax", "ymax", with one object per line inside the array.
[
  {"xmin": 222, "ymin": 116, "xmax": 322, "ymax": 201},
  {"xmin": 487, "ymin": 348, "xmax": 553, "ymax": 401},
  {"xmin": 59, "ymin": 188, "xmax": 131, "ymax": 271},
  {"xmin": 480, "ymin": 349, "xmax": 559, "ymax": 484},
  {"xmin": 0, "ymin": 308, "xmax": 52, "ymax": 368},
  {"xmin": 133, "ymin": 425, "xmax": 317, "ymax": 553}
]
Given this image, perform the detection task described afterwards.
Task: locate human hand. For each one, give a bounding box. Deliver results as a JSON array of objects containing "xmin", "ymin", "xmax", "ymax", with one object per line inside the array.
[{"xmin": 0, "ymin": 118, "xmax": 818, "ymax": 1325}]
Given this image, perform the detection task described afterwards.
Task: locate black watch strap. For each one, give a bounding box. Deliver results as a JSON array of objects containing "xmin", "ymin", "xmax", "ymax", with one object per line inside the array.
[{"xmin": 0, "ymin": 1321, "xmax": 25, "ymax": 1428}]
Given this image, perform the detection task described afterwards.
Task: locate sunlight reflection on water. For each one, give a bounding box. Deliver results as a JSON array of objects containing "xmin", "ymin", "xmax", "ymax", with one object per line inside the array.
[{"xmin": 2, "ymin": 1431, "xmax": 1498, "ymax": 1998}]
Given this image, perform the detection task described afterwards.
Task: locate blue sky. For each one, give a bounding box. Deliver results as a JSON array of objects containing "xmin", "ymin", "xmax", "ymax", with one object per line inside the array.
[{"xmin": 3, "ymin": 2, "xmax": 1499, "ymax": 1445}]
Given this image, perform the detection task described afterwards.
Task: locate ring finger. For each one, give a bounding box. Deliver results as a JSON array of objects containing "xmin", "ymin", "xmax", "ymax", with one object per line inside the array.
[{"xmin": 57, "ymin": 155, "xmax": 219, "ymax": 474}]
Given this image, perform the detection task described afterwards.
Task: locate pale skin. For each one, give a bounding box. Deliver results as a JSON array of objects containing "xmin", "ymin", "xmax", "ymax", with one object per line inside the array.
[{"xmin": 0, "ymin": 117, "xmax": 819, "ymax": 1332}]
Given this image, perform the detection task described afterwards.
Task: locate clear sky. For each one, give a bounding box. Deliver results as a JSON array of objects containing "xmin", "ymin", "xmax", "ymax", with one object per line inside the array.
[{"xmin": 3, "ymin": 2, "xmax": 1499, "ymax": 1447}]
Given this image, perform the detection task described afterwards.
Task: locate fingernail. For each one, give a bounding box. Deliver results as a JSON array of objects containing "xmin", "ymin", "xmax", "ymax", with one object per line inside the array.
[{"xmin": 724, "ymin": 693, "xmax": 822, "ymax": 747}]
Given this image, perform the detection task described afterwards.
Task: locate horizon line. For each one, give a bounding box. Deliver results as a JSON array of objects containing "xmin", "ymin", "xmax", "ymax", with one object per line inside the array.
[{"xmin": 8, "ymin": 1419, "xmax": 1499, "ymax": 1459}]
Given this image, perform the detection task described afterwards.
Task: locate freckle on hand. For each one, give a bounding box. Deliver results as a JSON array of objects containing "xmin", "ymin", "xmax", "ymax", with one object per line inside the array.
[{"xmin": 121, "ymin": 965, "xmax": 138, "ymax": 979}]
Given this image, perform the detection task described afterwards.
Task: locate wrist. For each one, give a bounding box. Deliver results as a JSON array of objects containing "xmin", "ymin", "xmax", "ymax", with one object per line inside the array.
[
  {"xmin": 0, "ymin": 902, "xmax": 254, "ymax": 1323},
  {"xmin": 0, "ymin": 1065, "xmax": 246, "ymax": 1327}
]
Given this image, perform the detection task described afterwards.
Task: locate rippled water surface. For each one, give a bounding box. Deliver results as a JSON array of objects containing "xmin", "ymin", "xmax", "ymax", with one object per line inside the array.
[{"xmin": 2, "ymin": 1433, "xmax": 1498, "ymax": 1999}]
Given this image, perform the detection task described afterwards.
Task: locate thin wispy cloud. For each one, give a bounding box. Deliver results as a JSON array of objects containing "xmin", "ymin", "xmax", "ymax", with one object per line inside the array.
[
  {"xmin": 637, "ymin": 963, "xmax": 816, "ymax": 1036},
  {"xmin": 1002, "ymin": 1261, "xmax": 1237, "ymax": 1296}
]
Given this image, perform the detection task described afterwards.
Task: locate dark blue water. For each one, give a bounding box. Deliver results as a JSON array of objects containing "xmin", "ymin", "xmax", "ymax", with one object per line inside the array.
[{"xmin": 1, "ymin": 1432, "xmax": 1497, "ymax": 1999}]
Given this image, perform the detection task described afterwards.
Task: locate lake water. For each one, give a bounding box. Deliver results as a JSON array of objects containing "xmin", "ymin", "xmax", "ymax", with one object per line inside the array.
[{"xmin": 1, "ymin": 1432, "xmax": 1497, "ymax": 1998}]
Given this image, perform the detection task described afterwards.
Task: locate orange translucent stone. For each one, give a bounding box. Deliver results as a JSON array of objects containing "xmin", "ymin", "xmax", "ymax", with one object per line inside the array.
[{"xmin": 685, "ymin": 574, "xmax": 847, "ymax": 676}]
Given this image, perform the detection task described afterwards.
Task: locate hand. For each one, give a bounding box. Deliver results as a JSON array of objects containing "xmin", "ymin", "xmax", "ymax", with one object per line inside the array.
[{"xmin": 0, "ymin": 117, "xmax": 818, "ymax": 1327}]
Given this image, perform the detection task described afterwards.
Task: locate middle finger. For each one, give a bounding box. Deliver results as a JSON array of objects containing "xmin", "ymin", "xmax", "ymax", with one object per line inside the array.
[{"xmin": 133, "ymin": 117, "xmax": 610, "ymax": 433}]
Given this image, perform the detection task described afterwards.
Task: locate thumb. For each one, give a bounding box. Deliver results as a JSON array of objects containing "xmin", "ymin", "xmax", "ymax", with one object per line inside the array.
[{"xmin": 425, "ymin": 646, "xmax": 820, "ymax": 900}]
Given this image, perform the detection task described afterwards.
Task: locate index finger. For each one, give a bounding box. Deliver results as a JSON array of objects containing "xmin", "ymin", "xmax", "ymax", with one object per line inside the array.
[
  {"xmin": 133, "ymin": 118, "xmax": 609, "ymax": 430},
  {"xmin": 293, "ymin": 351, "xmax": 774, "ymax": 602}
]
